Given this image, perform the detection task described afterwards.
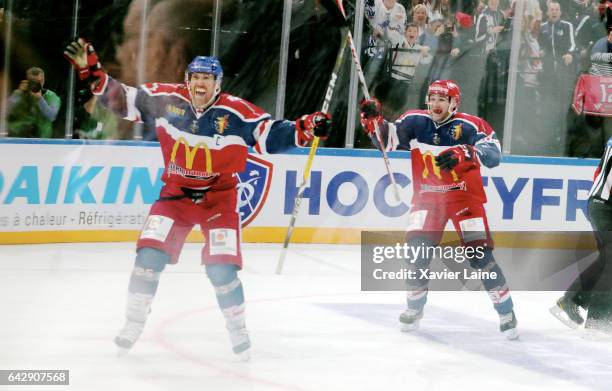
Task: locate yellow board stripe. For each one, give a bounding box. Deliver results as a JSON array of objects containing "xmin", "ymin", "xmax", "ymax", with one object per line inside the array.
[{"xmin": 0, "ymin": 228, "xmax": 597, "ymax": 249}]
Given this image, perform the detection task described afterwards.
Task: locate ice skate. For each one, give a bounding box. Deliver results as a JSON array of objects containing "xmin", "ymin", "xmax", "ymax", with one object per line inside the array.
[
  {"xmin": 549, "ymin": 296, "xmax": 584, "ymax": 329},
  {"xmin": 499, "ymin": 310, "xmax": 519, "ymax": 340},
  {"xmin": 114, "ymin": 319, "xmax": 145, "ymax": 354},
  {"xmin": 227, "ymin": 325, "xmax": 251, "ymax": 361},
  {"xmin": 399, "ymin": 308, "xmax": 423, "ymax": 332}
]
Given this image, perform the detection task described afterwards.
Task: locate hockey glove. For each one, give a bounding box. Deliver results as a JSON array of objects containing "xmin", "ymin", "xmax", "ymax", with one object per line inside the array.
[
  {"xmin": 64, "ymin": 38, "xmax": 106, "ymax": 93},
  {"xmin": 359, "ymin": 98, "xmax": 383, "ymax": 136},
  {"xmin": 296, "ymin": 112, "xmax": 331, "ymax": 146},
  {"xmin": 435, "ymin": 145, "xmax": 479, "ymax": 174}
]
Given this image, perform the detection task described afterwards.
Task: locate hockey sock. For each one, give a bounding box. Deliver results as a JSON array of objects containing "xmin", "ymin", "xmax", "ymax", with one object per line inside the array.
[
  {"xmin": 205, "ymin": 263, "xmax": 246, "ymax": 328},
  {"xmin": 125, "ymin": 247, "xmax": 168, "ymax": 322},
  {"xmin": 468, "ymin": 248, "xmax": 513, "ymax": 315},
  {"xmin": 405, "ymin": 237, "xmax": 435, "ymax": 312}
]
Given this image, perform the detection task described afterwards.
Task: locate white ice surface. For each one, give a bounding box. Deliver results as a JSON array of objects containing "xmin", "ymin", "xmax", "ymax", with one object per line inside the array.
[{"xmin": 1, "ymin": 243, "xmax": 611, "ymax": 391}]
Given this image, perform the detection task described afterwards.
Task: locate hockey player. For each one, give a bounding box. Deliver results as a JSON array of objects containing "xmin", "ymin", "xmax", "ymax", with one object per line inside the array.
[
  {"xmin": 551, "ymin": 136, "xmax": 612, "ymax": 333},
  {"xmin": 64, "ymin": 38, "xmax": 332, "ymax": 358},
  {"xmin": 359, "ymin": 80, "xmax": 518, "ymax": 339}
]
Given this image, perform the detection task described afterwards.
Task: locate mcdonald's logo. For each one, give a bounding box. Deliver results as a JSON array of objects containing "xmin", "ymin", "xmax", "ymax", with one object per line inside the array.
[
  {"xmin": 421, "ymin": 151, "xmax": 458, "ymax": 182},
  {"xmin": 170, "ymin": 137, "xmax": 212, "ymax": 172}
]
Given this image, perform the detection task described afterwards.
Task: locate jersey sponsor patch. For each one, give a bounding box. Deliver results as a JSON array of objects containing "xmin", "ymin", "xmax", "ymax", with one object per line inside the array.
[
  {"xmin": 406, "ymin": 209, "xmax": 428, "ymax": 231},
  {"xmin": 458, "ymin": 217, "xmax": 487, "ymax": 242},
  {"xmin": 210, "ymin": 228, "xmax": 238, "ymax": 256},
  {"xmin": 140, "ymin": 215, "xmax": 174, "ymax": 242}
]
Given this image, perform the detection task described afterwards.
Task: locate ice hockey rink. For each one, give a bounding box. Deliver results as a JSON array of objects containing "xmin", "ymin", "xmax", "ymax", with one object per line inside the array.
[{"xmin": 2, "ymin": 242, "xmax": 612, "ymax": 391}]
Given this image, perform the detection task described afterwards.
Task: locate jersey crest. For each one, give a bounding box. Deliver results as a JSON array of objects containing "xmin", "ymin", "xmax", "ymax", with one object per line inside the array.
[
  {"xmin": 215, "ymin": 115, "xmax": 230, "ymax": 134},
  {"xmin": 451, "ymin": 124, "xmax": 462, "ymax": 140}
]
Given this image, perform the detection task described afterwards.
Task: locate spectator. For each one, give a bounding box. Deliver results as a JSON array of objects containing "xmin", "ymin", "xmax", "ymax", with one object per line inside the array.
[
  {"xmin": 538, "ymin": 0, "xmax": 577, "ymax": 155},
  {"xmin": 390, "ymin": 23, "xmax": 433, "ymax": 83},
  {"xmin": 539, "ymin": 1, "xmax": 576, "ymax": 73},
  {"xmin": 419, "ymin": 17, "xmax": 446, "ymax": 51},
  {"xmin": 380, "ymin": 23, "xmax": 432, "ymax": 117},
  {"xmin": 426, "ymin": 0, "xmax": 451, "ymax": 22},
  {"xmin": 512, "ymin": 2, "xmax": 546, "ymax": 155},
  {"xmin": 411, "ymin": 3, "xmax": 429, "ymax": 38},
  {"xmin": 475, "ymin": 0, "xmax": 507, "ymax": 54},
  {"xmin": 568, "ymin": 26, "xmax": 612, "ymax": 157},
  {"xmin": 7, "ymin": 67, "xmax": 61, "ymax": 138},
  {"xmin": 477, "ymin": 0, "xmax": 511, "ymax": 138},
  {"xmin": 365, "ymin": 0, "xmax": 407, "ymax": 58},
  {"xmin": 572, "ymin": 0, "xmax": 603, "ymax": 71},
  {"xmin": 418, "ymin": 21, "xmax": 463, "ymax": 107}
]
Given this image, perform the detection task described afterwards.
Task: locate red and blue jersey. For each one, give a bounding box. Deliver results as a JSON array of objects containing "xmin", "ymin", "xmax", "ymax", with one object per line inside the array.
[
  {"xmin": 96, "ymin": 77, "xmax": 300, "ymax": 190},
  {"xmin": 377, "ymin": 110, "xmax": 501, "ymax": 205}
]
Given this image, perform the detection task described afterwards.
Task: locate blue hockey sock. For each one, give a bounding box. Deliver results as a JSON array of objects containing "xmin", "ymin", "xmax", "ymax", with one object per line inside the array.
[
  {"xmin": 205, "ymin": 263, "xmax": 244, "ymax": 310},
  {"xmin": 468, "ymin": 248, "xmax": 514, "ymax": 315}
]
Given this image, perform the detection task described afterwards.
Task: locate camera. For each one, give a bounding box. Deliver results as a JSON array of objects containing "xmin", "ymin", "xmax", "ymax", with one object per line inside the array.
[{"xmin": 28, "ymin": 80, "xmax": 42, "ymax": 93}]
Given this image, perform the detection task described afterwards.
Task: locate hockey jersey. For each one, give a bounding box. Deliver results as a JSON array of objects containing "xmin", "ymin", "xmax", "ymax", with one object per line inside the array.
[
  {"xmin": 378, "ymin": 110, "xmax": 501, "ymax": 205},
  {"xmin": 572, "ymin": 74, "xmax": 612, "ymax": 117},
  {"xmin": 96, "ymin": 77, "xmax": 300, "ymax": 190}
]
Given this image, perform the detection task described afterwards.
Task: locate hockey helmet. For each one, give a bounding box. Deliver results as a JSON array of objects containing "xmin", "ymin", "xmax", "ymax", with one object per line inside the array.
[
  {"xmin": 187, "ymin": 56, "xmax": 223, "ymax": 79},
  {"xmin": 426, "ymin": 79, "xmax": 461, "ymax": 116},
  {"xmin": 185, "ymin": 56, "xmax": 223, "ymax": 97}
]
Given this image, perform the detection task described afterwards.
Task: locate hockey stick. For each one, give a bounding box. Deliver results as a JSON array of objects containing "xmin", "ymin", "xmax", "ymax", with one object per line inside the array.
[
  {"xmin": 335, "ymin": 0, "xmax": 401, "ymax": 203},
  {"xmin": 275, "ymin": 32, "xmax": 350, "ymax": 275}
]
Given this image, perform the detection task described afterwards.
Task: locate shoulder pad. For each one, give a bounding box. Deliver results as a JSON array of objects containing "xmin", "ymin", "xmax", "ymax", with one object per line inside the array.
[
  {"xmin": 141, "ymin": 83, "xmax": 190, "ymax": 101},
  {"xmin": 215, "ymin": 93, "xmax": 270, "ymax": 122},
  {"xmin": 397, "ymin": 109, "xmax": 429, "ymax": 121}
]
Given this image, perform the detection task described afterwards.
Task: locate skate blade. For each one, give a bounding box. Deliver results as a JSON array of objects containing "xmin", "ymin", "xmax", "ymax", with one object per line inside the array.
[
  {"xmin": 400, "ymin": 320, "xmax": 420, "ymax": 332},
  {"xmin": 116, "ymin": 347, "xmax": 130, "ymax": 357},
  {"xmin": 549, "ymin": 305, "xmax": 581, "ymax": 329},
  {"xmin": 503, "ymin": 328, "xmax": 519, "ymax": 340}
]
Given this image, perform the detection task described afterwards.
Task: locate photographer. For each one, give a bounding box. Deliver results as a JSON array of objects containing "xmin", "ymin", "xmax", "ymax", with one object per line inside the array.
[{"xmin": 7, "ymin": 67, "xmax": 61, "ymax": 138}]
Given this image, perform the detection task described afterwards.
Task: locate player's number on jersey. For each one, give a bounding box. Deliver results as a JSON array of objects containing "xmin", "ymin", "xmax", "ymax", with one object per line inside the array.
[{"xmin": 599, "ymin": 83, "xmax": 612, "ymax": 103}]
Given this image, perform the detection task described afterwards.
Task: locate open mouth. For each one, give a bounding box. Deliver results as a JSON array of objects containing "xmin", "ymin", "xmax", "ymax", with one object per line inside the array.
[
  {"xmin": 432, "ymin": 108, "xmax": 443, "ymax": 115},
  {"xmin": 193, "ymin": 87, "xmax": 207, "ymax": 98}
]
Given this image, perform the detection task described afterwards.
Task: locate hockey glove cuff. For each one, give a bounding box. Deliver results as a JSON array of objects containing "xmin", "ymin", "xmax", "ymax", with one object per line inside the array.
[
  {"xmin": 64, "ymin": 38, "xmax": 107, "ymax": 93},
  {"xmin": 296, "ymin": 112, "xmax": 331, "ymax": 146},
  {"xmin": 359, "ymin": 98, "xmax": 383, "ymax": 136}
]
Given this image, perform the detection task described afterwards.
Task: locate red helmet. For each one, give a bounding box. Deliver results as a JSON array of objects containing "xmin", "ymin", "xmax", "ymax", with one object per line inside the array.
[{"xmin": 427, "ymin": 80, "xmax": 461, "ymax": 105}]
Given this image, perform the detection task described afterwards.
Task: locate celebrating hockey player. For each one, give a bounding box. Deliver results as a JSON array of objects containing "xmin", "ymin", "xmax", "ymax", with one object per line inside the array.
[
  {"xmin": 551, "ymin": 136, "xmax": 612, "ymax": 334},
  {"xmin": 64, "ymin": 38, "xmax": 331, "ymax": 358},
  {"xmin": 359, "ymin": 80, "xmax": 518, "ymax": 339}
]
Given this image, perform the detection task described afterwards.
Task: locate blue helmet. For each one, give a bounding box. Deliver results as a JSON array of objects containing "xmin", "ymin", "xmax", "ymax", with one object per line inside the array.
[{"xmin": 186, "ymin": 56, "xmax": 223, "ymax": 79}]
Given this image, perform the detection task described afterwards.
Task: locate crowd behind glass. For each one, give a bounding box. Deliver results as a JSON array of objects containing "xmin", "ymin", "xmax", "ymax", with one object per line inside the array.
[{"xmin": 1, "ymin": 0, "xmax": 612, "ymax": 158}]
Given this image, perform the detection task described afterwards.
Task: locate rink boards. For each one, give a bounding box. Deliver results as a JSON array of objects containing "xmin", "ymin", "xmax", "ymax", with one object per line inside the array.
[{"xmin": 0, "ymin": 139, "xmax": 598, "ymax": 246}]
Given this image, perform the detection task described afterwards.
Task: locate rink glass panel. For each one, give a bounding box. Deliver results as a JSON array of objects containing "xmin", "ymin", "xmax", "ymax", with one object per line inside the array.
[{"xmin": 0, "ymin": 1, "xmax": 605, "ymax": 154}]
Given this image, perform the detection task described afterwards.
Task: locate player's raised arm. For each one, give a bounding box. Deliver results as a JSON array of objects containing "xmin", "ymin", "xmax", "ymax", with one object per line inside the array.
[
  {"xmin": 359, "ymin": 98, "xmax": 388, "ymax": 150},
  {"xmin": 65, "ymin": 38, "xmax": 143, "ymax": 121},
  {"xmin": 250, "ymin": 112, "xmax": 331, "ymax": 154},
  {"xmin": 359, "ymin": 97, "xmax": 415, "ymax": 151}
]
